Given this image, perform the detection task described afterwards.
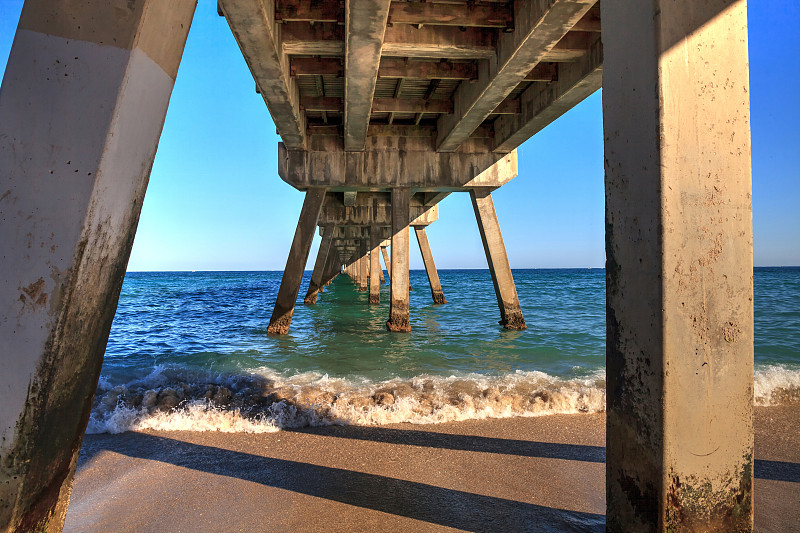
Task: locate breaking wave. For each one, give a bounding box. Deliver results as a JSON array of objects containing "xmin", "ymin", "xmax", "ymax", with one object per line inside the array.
[
  {"xmin": 86, "ymin": 363, "xmax": 800, "ymax": 434},
  {"xmin": 87, "ymin": 365, "xmax": 606, "ymax": 434}
]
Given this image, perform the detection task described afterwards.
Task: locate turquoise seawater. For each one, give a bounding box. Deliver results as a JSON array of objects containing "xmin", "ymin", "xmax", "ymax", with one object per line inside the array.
[{"xmin": 88, "ymin": 268, "xmax": 800, "ymax": 433}]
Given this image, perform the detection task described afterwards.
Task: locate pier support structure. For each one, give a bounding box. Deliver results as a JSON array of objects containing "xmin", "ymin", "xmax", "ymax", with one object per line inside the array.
[
  {"xmin": 304, "ymin": 225, "xmax": 334, "ymax": 305},
  {"xmin": 414, "ymin": 227, "xmax": 446, "ymax": 305},
  {"xmin": 602, "ymin": 1, "xmax": 754, "ymax": 530},
  {"xmin": 357, "ymin": 240, "xmax": 369, "ymax": 291},
  {"xmin": 470, "ymin": 189, "xmax": 526, "ymax": 330},
  {"xmin": 267, "ymin": 187, "xmax": 327, "ymax": 334},
  {"xmin": 386, "ymin": 189, "xmax": 411, "ymax": 332},
  {"xmin": 381, "ymin": 244, "xmax": 392, "ymax": 282},
  {"xmin": 369, "ymin": 227, "xmax": 382, "ymax": 304},
  {"xmin": 0, "ymin": 1, "xmax": 196, "ymax": 530}
]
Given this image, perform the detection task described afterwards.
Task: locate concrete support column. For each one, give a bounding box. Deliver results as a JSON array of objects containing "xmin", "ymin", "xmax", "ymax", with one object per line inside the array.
[
  {"xmin": 304, "ymin": 225, "xmax": 334, "ymax": 305},
  {"xmin": 469, "ymin": 189, "xmax": 526, "ymax": 330},
  {"xmin": 267, "ymin": 187, "xmax": 327, "ymax": 334},
  {"xmin": 369, "ymin": 226, "xmax": 381, "ymax": 304},
  {"xmin": 0, "ymin": 1, "xmax": 195, "ymax": 530},
  {"xmin": 386, "ymin": 188, "xmax": 411, "ymax": 332},
  {"xmin": 381, "ymin": 245, "xmax": 392, "ymax": 281},
  {"xmin": 321, "ymin": 246, "xmax": 340, "ymax": 288},
  {"xmin": 414, "ymin": 226, "xmax": 446, "ymax": 305},
  {"xmin": 602, "ymin": 1, "xmax": 753, "ymax": 531},
  {"xmin": 357, "ymin": 240, "xmax": 368, "ymax": 291}
]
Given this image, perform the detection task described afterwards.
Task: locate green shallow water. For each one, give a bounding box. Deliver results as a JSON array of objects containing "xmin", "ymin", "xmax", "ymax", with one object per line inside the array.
[
  {"xmin": 87, "ymin": 267, "xmax": 800, "ymax": 433},
  {"xmin": 102, "ymin": 268, "xmax": 609, "ymax": 384}
]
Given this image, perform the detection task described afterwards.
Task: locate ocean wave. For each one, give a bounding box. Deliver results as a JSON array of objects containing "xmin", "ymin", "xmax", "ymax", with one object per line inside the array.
[
  {"xmin": 86, "ymin": 365, "xmax": 606, "ymax": 434},
  {"xmin": 754, "ymin": 364, "xmax": 800, "ymax": 406},
  {"xmin": 86, "ymin": 363, "xmax": 800, "ymax": 434}
]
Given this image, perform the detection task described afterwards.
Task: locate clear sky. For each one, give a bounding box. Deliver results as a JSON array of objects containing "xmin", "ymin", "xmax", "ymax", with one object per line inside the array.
[{"xmin": 1, "ymin": 1, "xmax": 798, "ymax": 270}]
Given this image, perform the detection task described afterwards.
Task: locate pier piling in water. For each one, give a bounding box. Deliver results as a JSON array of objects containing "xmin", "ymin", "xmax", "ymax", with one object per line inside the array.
[
  {"xmin": 414, "ymin": 227, "xmax": 447, "ymax": 305},
  {"xmin": 470, "ymin": 189, "xmax": 526, "ymax": 330}
]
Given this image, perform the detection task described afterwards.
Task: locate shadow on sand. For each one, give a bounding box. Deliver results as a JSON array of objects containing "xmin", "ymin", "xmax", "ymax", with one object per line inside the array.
[{"xmin": 79, "ymin": 431, "xmax": 605, "ymax": 532}]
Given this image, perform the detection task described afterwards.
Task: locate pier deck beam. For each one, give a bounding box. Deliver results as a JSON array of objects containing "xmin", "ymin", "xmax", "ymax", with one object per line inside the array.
[
  {"xmin": 386, "ymin": 188, "xmax": 411, "ymax": 332},
  {"xmin": 369, "ymin": 227, "xmax": 382, "ymax": 304},
  {"xmin": 414, "ymin": 227, "xmax": 446, "ymax": 305},
  {"xmin": 0, "ymin": 1, "xmax": 195, "ymax": 530},
  {"xmin": 304, "ymin": 225, "xmax": 334, "ymax": 305},
  {"xmin": 267, "ymin": 187, "xmax": 327, "ymax": 334},
  {"xmin": 603, "ymin": 1, "xmax": 754, "ymax": 531},
  {"xmin": 469, "ymin": 189, "xmax": 526, "ymax": 329}
]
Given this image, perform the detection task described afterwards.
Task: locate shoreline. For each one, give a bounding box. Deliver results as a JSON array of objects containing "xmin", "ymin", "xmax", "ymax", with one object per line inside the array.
[{"xmin": 65, "ymin": 406, "xmax": 799, "ymax": 532}]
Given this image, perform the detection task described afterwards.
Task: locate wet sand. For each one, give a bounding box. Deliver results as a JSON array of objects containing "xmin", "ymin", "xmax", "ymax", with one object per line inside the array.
[{"xmin": 64, "ymin": 406, "xmax": 799, "ymax": 532}]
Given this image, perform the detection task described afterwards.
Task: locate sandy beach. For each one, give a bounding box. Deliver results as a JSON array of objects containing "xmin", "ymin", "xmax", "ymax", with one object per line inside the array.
[{"xmin": 61, "ymin": 406, "xmax": 799, "ymax": 532}]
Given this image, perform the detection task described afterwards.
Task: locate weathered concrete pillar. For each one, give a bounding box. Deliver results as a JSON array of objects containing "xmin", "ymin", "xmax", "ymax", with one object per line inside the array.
[
  {"xmin": 602, "ymin": 1, "xmax": 753, "ymax": 531},
  {"xmin": 414, "ymin": 226, "xmax": 446, "ymax": 305},
  {"xmin": 267, "ymin": 187, "xmax": 327, "ymax": 334},
  {"xmin": 379, "ymin": 267, "xmax": 386, "ymax": 284},
  {"xmin": 369, "ymin": 226, "xmax": 381, "ymax": 304},
  {"xmin": 469, "ymin": 189, "xmax": 526, "ymax": 330},
  {"xmin": 321, "ymin": 246, "xmax": 340, "ymax": 288},
  {"xmin": 304, "ymin": 225, "xmax": 334, "ymax": 305},
  {"xmin": 355, "ymin": 241, "xmax": 368, "ymax": 291},
  {"xmin": 386, "ymin": 188, "xmax": 411, "ymax": 332},
  {"xmin": 381, "ymin": 245, "xmax": 392, "ymax": 281},
  {"xmin": 0, "ymin": 1, "xmax": 195, "ymax": 530}
]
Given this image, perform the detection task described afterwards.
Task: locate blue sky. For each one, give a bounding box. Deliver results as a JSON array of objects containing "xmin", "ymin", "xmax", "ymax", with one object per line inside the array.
[{"xmin": 1, "ymin": 1, "xmax": 798, "ymax": 270}]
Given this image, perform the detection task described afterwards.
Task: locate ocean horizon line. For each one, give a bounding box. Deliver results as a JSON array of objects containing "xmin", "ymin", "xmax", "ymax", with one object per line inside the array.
[{"xmin": 124, "ymin": 266, "xmax": 799, "ymax": 274}]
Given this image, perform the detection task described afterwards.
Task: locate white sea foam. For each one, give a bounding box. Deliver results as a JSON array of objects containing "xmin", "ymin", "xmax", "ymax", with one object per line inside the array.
[
  {"xmin": 754, "ymin": 364, "xmax": 800, "ymax": 405},
  {"xmin": 85, "ymin": 363, "xmax": 799, "ymax": 434},
  {"xmin": 86, "ymin": 366, "xmax": 607, "ymax": 434}
]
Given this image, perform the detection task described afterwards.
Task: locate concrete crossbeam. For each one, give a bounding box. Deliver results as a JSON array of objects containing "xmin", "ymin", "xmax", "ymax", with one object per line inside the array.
[
  {"xmin": 344, "ymin": 0, "xmax": 391, "ymax": 151},
  {"xmin": 494, "ymin": 34, "xmax": 603, "ymax": 154},
  {"xmin": 281, "ymin": 22, "xmax": 495, "ymax": 59},
  {"xmin": 317, "ymin": 192, "xmax": 439, "ymax": 227},
  {"xmin": 603, "ymin": 1, "xmax": 754, "ymax": 530},
  {"xmin": 219, "ymin": 0, "xmax": 305, "ymax": 148},
  {"xmin": 279, "ymin": 142, "xmax": 517, "ymax": 190},
  {"xmin": 437, "ymin": 0, "xmax": 596, "ymax": 152},
  {"xmin": 0, "ymin": 1, "xmax": 195, "ymax": 529}
]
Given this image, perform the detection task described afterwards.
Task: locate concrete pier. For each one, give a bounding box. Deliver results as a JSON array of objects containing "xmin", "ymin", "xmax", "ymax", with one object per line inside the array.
[
  {"xmin": 386, "ymin": 189, "xmax": 411, "ymax": 332},
  {"xmin": 357, "ymin": 240, "xmax": 369, "ymax": 292},
  {"xmin": 470, "ymin": 189, "xmax": 526, "ymax": 330},
  {"xmin": 369, "ymin": 227, "xmax": 382, "ymax": 304},
  {"xmin": 0, "ymin": 1, "xmax": 196, "ymax": 530},
  {"xmin": 414, "ymin": 227, "xmax": 446, "ymax": 305},
  {"xmin": 1, "ymin": 0, "xmax": 759, "ymax": 529},
  {"xmin": 304, "ymin": 225, "xmax": 334, "ymax": 305},
  {"xmin": 381, "ymin": 244, "xmax": 392, "ymax": 282},
  {"xmin": 267, "ymin": 187, "xmax": 327, "ymax": 334},
  {"xmin": 603, "ymin": 1, "xmax": 754, "ymax": 530}
]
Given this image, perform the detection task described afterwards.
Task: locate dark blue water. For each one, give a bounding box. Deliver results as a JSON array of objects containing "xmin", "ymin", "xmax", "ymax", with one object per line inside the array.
[{"xmin": 88, "ymin": 268, "xmax": 800, "ymax": 433}]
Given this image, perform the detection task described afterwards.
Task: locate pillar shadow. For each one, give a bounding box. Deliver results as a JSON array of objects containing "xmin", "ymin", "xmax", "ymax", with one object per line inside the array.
[
  {"xmin": 290, "ymin": 425, "xmax": 606, "ymax": 463},
  {"xmin": 754, "ymin": 459, "xmax": 800, "ymax": 483},
  {"xmin": 80, "ymin": 432, "xmax": 604, "ymax": 532},
  {"xmin": 290, "ymin": 425, "xmax": 800, "ymax": 483}
]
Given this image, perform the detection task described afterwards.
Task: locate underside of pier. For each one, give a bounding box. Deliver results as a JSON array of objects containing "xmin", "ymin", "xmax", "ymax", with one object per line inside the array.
[{"xmin": 0, "ymin": 0, "xmax": 754, "ymax": 531}]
